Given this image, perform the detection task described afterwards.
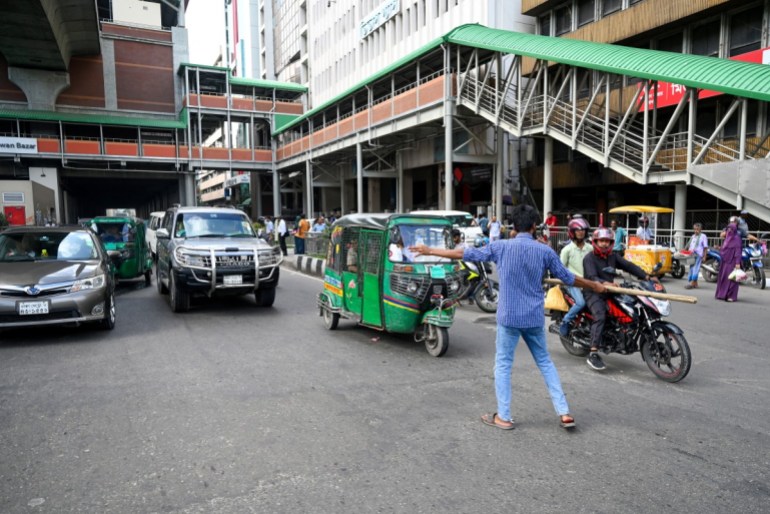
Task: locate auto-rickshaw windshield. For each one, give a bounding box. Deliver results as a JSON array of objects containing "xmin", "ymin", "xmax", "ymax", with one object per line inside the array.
[{"xmin": 390, "ymin": 224, "xmax": 451, "ymax": 263}]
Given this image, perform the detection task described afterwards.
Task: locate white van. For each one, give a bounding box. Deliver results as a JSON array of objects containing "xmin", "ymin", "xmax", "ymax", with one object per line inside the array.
[
  {"xmin": 145, "ymin": 211, "xmax": 165, "ymax": 260},
  {"xmin": 409, "ymin": 210, "xmax": 484, "ymax": 243}
]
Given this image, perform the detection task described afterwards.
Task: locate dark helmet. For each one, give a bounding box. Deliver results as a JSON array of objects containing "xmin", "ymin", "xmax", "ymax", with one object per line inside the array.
[
  {"xmin": 592, "ymin": 228, "xmax": 614, "ymax": 259},
  {"xmin": 567, "ymin": 218, "xmax": 590, "ymax": 240},
  {"xmin": 640, "ymin": 216, "xmax": 649, "ymax": 226}
]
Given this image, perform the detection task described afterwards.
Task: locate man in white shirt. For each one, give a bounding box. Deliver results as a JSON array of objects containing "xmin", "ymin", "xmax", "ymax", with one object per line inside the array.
[
  {"xmin": 489, "ymin": 216, "xmax": 502, "ymax": 241},
  {"xmin": 636, "ymin": 216, "xmax": 654, "ymax": 243},
  {"xmin": 276, "ymin": 218, "xmax": 288, "ymax": 256}
]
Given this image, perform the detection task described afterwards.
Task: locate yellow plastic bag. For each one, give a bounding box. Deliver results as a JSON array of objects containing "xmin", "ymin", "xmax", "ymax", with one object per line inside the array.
[{"xmin": 544, "ymin": 286, "xmax": 569, "ymax": 312}]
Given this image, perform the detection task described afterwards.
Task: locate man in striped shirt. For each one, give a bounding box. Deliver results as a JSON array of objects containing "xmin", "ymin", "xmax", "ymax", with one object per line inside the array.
[{"xmin": 411, "ymin": 205, "xmax": 605, "ymax": 431}]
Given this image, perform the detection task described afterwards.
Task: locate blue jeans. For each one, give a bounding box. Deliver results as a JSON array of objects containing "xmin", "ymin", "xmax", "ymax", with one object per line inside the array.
[
  {"xmin": 494, "ymin": 325, "xmax": 570, "ymax": 421},
  {"xmin": 688, "ymin": 254, "xmax": 702, "ymax": 282},
  {"xmin": 562, "ymin": 286, "xmax": 585, "ymax": 324}
]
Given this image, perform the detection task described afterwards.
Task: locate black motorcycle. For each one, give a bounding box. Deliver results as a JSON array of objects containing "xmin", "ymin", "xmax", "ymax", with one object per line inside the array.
[
  {"xmin": 549, "ymin": 267, "xmax": 691, "ymax": 382},
  {"xmin": 457, "ymin": 260, "xmax": 499, "ymax": 313}
]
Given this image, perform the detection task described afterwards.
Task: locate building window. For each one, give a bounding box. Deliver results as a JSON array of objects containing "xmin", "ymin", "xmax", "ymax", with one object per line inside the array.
[
  {"xmin": 539, "ymin": 13, "xmax": 551, "ymax": 36},
  {"xmin": 555, "ymin": 4, "xmax": 573, "ymax": 36},
  {"xmin": 601, "ymin": 0, "xmax": 621, "ymax": 17},
  {"xmin": 657, "ymin": 32, "xmax": 682, "ymax": 53},
  {"xmin": 729, "ymin": 6, "xmax": 762, "ymax": 57},
  {"xmin": 691, "ymin": 20, "xmax": 720, "ymax": 57},
  {"xmin": 577, "ymin": 0, "xmax": 595, "ymax": 27}
]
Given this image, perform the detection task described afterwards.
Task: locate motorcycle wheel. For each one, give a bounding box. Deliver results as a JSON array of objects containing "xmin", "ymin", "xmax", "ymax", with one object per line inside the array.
[
  {"xmin": 560, "ymin": 333, "xmax": 589, "ymax": 357},
  {"xmin": 424, "ymin": 325, "xmax": 449, "ymax": 357},
  {"xmin": 475, "ymin": 282, "xmax": 499, "ymax": 313},
  {"xmin": 702, "ymin": 258, "xmax": 719, "ymax": 283},
  {"xmin": 752, "ymin": 267, "xmax": 766, "ymax": 290},
  {"xmin": 671, "ymin": 261, "xmax": 685, "ymax": 279},
  {"xmin": 641, "ymin": 327, "xmax": 691, "ymax": 383}
]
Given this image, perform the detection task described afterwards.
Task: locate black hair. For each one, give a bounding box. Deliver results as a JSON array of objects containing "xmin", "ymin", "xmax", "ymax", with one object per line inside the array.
[
  {"xmin": 511, "ymin": 205, "xmax": 540, "ymax": 233},
  {"xmin": 451, "ymin": 228, "xmax": 462, "ymax": 238}
]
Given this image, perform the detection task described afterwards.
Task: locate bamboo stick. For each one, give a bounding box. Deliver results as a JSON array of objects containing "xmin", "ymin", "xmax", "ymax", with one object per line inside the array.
[{"xmin": 544, "ymin": 278, "xmax": 698, "ymax": 304}]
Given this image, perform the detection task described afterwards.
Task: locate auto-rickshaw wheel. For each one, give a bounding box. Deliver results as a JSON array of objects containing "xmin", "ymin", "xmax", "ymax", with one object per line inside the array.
[
  {"xmin": 423, "ymin": 325, "xmax": 449, "ymax": 357},
  {"xmin": 144, "ymin": 269, "xmax": 152, "ymax": 286},
  {"xmin": 322, "ymin": 306, "xmax": 339, "ymax": 330}
]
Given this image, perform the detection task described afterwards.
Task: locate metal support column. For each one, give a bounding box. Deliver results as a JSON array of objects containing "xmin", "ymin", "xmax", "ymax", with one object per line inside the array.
[
  {"xmin": 306, "ymin": 160, "xmax": 314, "ymax": 217},
  {"xmin": 674, "ymin": 184, "xmax": 687, "ymax": 249},
  {"xmin": 443, "ymin": 46, "xmax": 454, "ymax": 210},
  {"xmin": 495, "ymin": 127, "xmax": 504, "ymax": 220},
  {"xmin": 543, "ymin": 136, "xmax": 553, "ymax": 218},
  {"xmin": 396, "ymin": 150, "xmax": 404, "ymax": 213}
]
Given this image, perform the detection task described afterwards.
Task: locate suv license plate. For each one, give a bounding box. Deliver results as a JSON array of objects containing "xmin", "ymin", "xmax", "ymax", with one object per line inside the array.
[
  {"xmin": 19, "ymin": 301, "xmax": 49, "ymax": 315},
  {"xmin": 224, "ymin": 275, "xmax": 243, "ymax": 286}
]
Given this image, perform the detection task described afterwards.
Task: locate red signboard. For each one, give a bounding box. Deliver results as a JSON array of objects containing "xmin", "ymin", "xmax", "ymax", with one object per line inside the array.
[
  {"xmin": 639, "ymin": 47, "xmax": 770, "ymax": 111},
  {"xmin": 3, "ymin": 206, "xmax": 26, "ymax": 226}
]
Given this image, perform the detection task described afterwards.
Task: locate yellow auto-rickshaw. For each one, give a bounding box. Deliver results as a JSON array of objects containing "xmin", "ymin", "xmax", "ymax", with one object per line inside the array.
[{"xmin": 608, "ymin": 205, "xmax": 674, "ymax": 276}]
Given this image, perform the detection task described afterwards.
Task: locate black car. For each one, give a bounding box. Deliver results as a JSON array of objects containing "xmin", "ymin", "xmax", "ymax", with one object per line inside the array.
[{"xmin": 0, "ymin": 226, "xmax": 117, "ymax": 330}]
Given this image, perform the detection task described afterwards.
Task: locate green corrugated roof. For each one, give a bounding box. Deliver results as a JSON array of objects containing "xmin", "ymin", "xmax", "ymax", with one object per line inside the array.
[
  {"xmin": 180, "ymin": 62, "xmax": 306, "ymax": 94},
  {"xmin": 0, "ymin": 109, "xmax": 186, "ymax": 129},
  {"xmin": 446, "ymin": 24, "xmax": 770, "ymax": 102},
  {"xmin": 274, "ymin": 23, "xmax": 770, "ymax": 136}
]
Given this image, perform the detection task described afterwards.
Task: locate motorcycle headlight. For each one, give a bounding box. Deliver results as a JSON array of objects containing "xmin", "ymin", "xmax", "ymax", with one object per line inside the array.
[{"xmin": 71, "ymin": 274, "xmax": 106, "ymax": 292}]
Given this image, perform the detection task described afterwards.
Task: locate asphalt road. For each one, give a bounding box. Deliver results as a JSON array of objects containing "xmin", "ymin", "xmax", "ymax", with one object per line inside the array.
[{"xmin": 1, "ymin": 267, "xmax": 768, "ymax": 513}]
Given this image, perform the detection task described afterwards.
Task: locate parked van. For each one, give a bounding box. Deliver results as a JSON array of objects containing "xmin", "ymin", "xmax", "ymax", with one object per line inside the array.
[
  {"xmin": 409, "ymin": 210, "xmax": 483, "ymax": 244},
  {"xmin": 145, "ymin": 211, "xmax": 165, "ymax": 260}
]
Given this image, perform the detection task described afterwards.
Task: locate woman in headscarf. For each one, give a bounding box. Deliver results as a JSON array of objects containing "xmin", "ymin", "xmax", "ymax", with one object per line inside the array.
[{"xmin": 715, "ymin": 216, "xmax": 743, "ymax": 302}]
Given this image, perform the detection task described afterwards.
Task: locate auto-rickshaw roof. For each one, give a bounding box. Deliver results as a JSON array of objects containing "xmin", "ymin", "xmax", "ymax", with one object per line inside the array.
[
  {"xmin": 609, "ymin": 205, "xmax": 675, "ymax": 214},
  {"xmin": 333, "ymin": 213, "xmax": 453, "ymax": 231},
  {"xmin": 89, "ymin": 216, "xmax": 142, "ymax": 224}
]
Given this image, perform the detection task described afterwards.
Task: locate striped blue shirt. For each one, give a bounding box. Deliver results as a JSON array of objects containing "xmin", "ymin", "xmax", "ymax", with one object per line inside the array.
[{"xmin": 464, "ymin": 233, "xmax": 575, "ymax": 328}]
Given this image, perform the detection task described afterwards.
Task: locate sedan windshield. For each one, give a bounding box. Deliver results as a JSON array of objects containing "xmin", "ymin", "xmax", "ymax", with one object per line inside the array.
[
  {"xmin": 175, "ymin": 213, "xmax": 256, "ymax": 238},
  {"xmin": 0, "ymin": 232, "xmax": 98, "ymax": 261}
]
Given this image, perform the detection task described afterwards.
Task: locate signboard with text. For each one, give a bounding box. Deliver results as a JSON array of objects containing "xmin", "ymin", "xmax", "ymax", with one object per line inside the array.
[
  {"xmin": 360, "ymin": 0, "xmax": 400, "ymax": 39},
  {"xmin": 0, "ymin": 137, "xmax": 38, "ymax": 154},
  {"xmin": 639, "ymin": 47, "xmax": 770, "ymax": 111}
]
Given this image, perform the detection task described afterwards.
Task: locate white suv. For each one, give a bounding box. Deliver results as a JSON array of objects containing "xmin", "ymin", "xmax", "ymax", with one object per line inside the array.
[
  {"xmin": 145, "ymin": 211, "xmax": 165, "ymax": 260},
  {"xmin": 409, "ymin": 210, "xmax": 484, "ymax": 243}
]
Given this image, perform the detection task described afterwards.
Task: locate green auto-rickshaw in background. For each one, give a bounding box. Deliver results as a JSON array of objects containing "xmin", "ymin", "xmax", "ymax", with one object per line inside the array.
[
  {"xmin": 89, "ymin": 215, "xmax": 152, "ymax": 285},
  {"xmin": 317, "ymin": 213, "xmax": 462, "ymax": 356}
]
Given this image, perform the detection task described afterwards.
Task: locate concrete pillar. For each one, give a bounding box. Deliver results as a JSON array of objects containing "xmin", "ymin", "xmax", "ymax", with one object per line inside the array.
[
  {"xmin": 543, "ymin": 136, "xmax": 553, "ymax": 218},
  {"xmin": 396, "ymin": 151, "xmax": 404, "ymax": 212},
  {"xmin": 8, "ymin": 68, "xmax": 69, "ymax": 111},
  {"xmin": 272, "ymin": 168, "xmax": 281, "ymax": 217},
  {"xmin": 674, "ymin": 184, "xmax": 687, "ymax": 249},
  {"xmin": 368, "ymin": 179, "xmax": 381, "ymax": 212},
  {"xmin": 356, "ymin": 143, "xmax": 363, "ymax": 213},
  {"xmin": 444, "ymin": 115, "xmax": 453, "ymax": 210},
  {"xmin": 339, "ymin": 165, "xmax": 347, "ymax": 215},
  {"xmin": 306, "ymin": 160, "xmax": 314, "ymax": 217},
  {"xmin": 101, "ymin": 39, "xmax": 118, "ymax": 110},
  {"xmin": 184, "ymin": 173, "xmax": 196, "ymax": 206}
]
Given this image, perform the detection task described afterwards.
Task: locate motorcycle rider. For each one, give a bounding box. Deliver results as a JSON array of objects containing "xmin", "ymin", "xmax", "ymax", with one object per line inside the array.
[
  {"xmin": 583, "ymin": 228, "xmax": 655, "ymax": 371},
  {"xmin": 559, "ymin": 218, "xmax": 593, "ymax": 337}
]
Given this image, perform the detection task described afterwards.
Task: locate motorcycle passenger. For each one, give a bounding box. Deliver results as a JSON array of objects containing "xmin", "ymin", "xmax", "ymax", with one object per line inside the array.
[
  {"xmin": 559, "ymin": 218, "xmax": 593, "ymax": 337},
  {"xmin": 583, "ymin": 228, "xmax": 654, "ymax": 371}
]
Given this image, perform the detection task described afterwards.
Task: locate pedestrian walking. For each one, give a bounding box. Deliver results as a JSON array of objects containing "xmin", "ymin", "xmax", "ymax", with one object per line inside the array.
[
  {"xmin": 409, "ymin": 204, "xmax": 605, "ymax": 430},
  {"xmin": 715, "ymin": 216, "xmax": 742, "ymax": 302},
  {"xmin": 294, "ymin": 213, "xmax": 310, "ymax": 255},
  {"xmin": 489, "ymin": 215, "xmax": 502, "ymax": 241},
  {"xmin": 684, "ymin": 223, "xmax": 708, "ymax": 289},
  {"xmin": 276, "ymin": 217, "xmax": 288, "ymax": 256}
]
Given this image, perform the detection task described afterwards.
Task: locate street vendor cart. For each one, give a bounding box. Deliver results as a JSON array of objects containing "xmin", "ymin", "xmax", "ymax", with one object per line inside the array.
[{"xmin": 608, "ymin": 205, "xmax": 674, "ymax": 277}]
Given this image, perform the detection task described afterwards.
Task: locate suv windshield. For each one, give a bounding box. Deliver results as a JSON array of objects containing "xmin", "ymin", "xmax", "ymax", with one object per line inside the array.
[{"xmin": 175, "ymin": 212, "xmax": 256, "ymax": 238}]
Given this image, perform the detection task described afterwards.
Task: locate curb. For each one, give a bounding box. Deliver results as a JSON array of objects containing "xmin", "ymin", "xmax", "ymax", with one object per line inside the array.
[{"xmin": 282, "ymin": 254, "xmax": 326, "ymax": 277}]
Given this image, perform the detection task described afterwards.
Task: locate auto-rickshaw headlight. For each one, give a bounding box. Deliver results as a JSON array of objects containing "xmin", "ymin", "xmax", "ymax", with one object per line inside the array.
[
  {"xmin": 407, "ymin": 281, "xmax": 419, "ymax": 294},
  {"xmin": 448, "ymin": 279, "xmax": 460, "ymax": 294}
]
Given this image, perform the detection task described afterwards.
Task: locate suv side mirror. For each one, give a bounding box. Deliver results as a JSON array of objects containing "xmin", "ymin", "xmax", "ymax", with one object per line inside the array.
[{"xmin": 156, "ymin": 228, "xmax": 170, "ymax": 239}]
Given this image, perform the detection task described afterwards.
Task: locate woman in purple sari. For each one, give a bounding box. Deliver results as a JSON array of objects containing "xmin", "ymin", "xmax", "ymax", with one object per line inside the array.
[{"xmin": 715, "ymin": 217, "xmax": 743, "ymax": 302}]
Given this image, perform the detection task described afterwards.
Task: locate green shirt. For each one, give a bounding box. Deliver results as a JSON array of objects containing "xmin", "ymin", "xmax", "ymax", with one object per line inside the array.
[{"xmin": 560, "ymin": 241, "xmax": 593, "ymax": 277}]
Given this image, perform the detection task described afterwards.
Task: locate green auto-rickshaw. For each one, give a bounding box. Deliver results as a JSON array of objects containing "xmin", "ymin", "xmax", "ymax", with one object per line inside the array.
[
  {"xmin": 317, "ymin": 213, "xmax": 462, "ymax": 357},
  {"xmin": 89, "ymin": 215, "xmax": 152, "ymax": 285}
]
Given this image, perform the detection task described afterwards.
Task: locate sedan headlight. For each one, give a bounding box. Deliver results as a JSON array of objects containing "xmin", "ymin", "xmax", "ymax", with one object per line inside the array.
[{"xmin": 71, "ymin": 274, "xmax": 106, "ymax": 292}]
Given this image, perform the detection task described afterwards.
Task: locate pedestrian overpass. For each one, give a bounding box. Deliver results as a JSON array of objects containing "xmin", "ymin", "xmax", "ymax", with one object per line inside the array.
[{"xmin": 274, "ymin": 24, "xmax": 770, "ymax": 223}]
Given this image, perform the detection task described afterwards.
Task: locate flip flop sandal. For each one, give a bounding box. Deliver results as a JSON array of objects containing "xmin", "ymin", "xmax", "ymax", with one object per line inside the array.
[
  {"xmin": 560, "ymin": 415, "xmax": 576, "ymax": 429},
  {"xmin": 481, "ymin": 413, "xmax": 515, "ymax": 430}
]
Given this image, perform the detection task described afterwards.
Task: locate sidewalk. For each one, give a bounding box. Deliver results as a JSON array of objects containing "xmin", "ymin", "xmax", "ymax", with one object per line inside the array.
[{"xmin": 281, "ymin": 253, "xmax": 326, "ymax": 277}]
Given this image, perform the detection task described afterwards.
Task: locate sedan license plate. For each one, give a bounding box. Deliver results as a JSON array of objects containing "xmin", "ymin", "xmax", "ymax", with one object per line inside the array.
[
  {"xmin": 224, "ymin": 274, "xmax": 243, "ymax": 286},
  {"xmin": 18, "ymin": 301, "xmax": 49, "ymax": 315}
]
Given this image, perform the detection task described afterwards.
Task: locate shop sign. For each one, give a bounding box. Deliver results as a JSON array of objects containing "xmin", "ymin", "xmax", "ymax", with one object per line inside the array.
[
  {"xmin": 360, "ymin": 0, "xmax": 400, "ymax": 39},
  {"xmin": 225, "ymin": 174, "xmax": 250, "ymax": 188},
  {"xmin": 0, "ymin": 137, "xmax": 38, "ymax": 154}
]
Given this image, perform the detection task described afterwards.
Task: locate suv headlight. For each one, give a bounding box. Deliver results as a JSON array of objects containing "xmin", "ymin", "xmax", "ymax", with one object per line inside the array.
[
  {"xmin": 174, "ymin": 248, "xmax": 206, "ymax": 267},
  {"xmin": 71, "ymin": 274, "xmax": 106, "ymax": 292}
]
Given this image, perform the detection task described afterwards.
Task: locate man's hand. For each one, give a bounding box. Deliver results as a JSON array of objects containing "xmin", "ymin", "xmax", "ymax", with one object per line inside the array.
[
  {"xmin": 592, "ymin": 281, "xmax": 607, "ymax": 294},
  {"xmin": 409, "ymin": 244, "xmax": 430, "ymax": 256}
]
